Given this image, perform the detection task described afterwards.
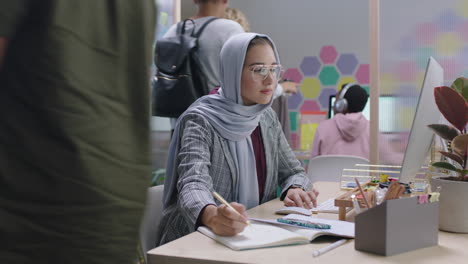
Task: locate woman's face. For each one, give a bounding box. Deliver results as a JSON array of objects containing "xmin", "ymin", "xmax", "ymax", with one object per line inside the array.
[{"xmin": 240, "ymin": 44, "xmax": 278, "ymax": 106}]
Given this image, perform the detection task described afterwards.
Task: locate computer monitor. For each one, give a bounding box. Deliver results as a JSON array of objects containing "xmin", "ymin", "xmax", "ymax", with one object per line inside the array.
[
  {"xmin": 399, "ymin": 57, "xmax": 444, "ymax": 183},
  {"xmin": 328, "ymin": 95, "xmax": 397, "ymax": 133}
]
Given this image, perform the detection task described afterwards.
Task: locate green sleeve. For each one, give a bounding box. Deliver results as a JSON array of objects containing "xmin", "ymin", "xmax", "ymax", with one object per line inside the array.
[{"xmin": 0, "ymin": 0, "xmax": 30, "ymax": 37}]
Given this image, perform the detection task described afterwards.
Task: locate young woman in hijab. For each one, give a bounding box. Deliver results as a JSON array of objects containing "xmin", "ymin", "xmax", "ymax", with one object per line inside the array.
[{"xmin": 156, "ymin": 33, "xmax": 319, "ymax": 246}]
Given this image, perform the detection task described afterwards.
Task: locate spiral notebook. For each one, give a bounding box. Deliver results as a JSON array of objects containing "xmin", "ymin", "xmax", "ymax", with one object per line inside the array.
[{"xmin": 197, "ymin": 215, "xmax": 354, "ymax": 251}]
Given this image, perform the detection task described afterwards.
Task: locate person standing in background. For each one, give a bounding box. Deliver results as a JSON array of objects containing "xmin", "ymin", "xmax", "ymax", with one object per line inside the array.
[
  {"xmin": 0, "ymin": 1, "xmax": 156, "ymax": 263},
  {"xmin": 162, "ymin": 0, "xmax": 244, "ymax": 130},
  {"xmin": 224, "ymin": 7, "xmax": 250, "ymax": 32}
]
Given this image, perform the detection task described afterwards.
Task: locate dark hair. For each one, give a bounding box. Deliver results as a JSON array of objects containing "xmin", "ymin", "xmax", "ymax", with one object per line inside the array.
[
  {"xmin": 341, "ymin": 83, "xmax": 368, "ymax": 113},
  {"xmin": 247, "ymin": 36, "xmax": 274, "ymax": 52}
]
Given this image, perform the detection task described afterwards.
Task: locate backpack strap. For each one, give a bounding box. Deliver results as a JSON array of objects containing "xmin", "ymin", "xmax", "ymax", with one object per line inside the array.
[
  {"xmin": 176, "ymin": 17, "xmax": 217, "ymax": 37},
  {"xmin": 176, "ymin": 19, "xmax": 195, "ymax": 35},
  {"xmin": 193, "ymin": 17, "xmax": 218, "ymax": 38}
]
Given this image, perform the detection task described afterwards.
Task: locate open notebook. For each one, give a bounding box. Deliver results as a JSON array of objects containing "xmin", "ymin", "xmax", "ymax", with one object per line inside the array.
[{"xmin": 197, "ymin": 214, "xmax": 354, "ymax": 251}]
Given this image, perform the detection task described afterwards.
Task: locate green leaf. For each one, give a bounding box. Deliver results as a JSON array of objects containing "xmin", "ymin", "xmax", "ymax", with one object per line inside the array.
[
  {"xmin": 434, "ymin": 86, "xmax": 468, "ymax": 132},
  {"xmin": 427, "ymin": 124, "xmax": 460, "ymax": 141},
  {"xmin": 461, "ymin": 170, "xmax": 468, "ymax": 176},
  {"xmin": 451, "ymin": 77, "xmax": 468, "ymax": 102},
  {"xmin": 451, "ymin": 77, "xmax": 467, "ymax": 94},
  {"xmin": 431, "ymin": 161, "xmax": 459, "ymax": 172},
  {"xmin": 439, "ymin": 151, "xmax": 464, "ymax": 167}
]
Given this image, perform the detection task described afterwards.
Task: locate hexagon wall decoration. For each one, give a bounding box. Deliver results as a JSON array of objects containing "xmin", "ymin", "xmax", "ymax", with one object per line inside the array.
[
  {"xmin": 319, "ymin": 66, "xmax": 339, "ymax": 86},
  {"xmin": 300, "ymin": 78, "xmax": 321, "ymax": 99},
  {"xmin": 319, "ymin": 45, "xmax": 338, "ymax": 64},
  {"xmin": 300, "ymin": 56, "xmax": 321, "ymax": 76}
]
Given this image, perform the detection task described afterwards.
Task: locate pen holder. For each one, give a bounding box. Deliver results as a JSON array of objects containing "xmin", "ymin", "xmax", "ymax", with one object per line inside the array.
[{"xmin": 355, "ymin": 196, "xmax": 438, "ymax": 256}]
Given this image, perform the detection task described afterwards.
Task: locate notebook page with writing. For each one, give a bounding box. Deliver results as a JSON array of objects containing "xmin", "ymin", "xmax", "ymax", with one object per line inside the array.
[
  {"xmin": 197, "ymin": 222, "xmax": 309, "ymax": 251},
  {"xmin": 251, "ymin": 214, "xmax": 354, "ymax": 241}
]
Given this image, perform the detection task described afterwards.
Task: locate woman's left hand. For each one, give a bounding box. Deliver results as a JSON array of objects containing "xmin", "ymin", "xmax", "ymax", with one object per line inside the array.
[{"xmin": 284, "ymin": 187, "xmax": 319, "ymax": 209}]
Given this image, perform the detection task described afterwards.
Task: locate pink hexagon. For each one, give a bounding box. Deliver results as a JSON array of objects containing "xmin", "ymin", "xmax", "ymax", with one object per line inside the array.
[
  {"xmin": 319, "ymin": 45, "xmax": 338, "ymax": 64},
  {"xmin": 439, "ymin": 58, "xmax": 463, "ymax": 81},
  {"xmin": 456, "ymin": 21, "xmax": 468, "ymax": 42},
  {"xmin": 414, "ymin": 23, "xmax": 438, "ymax": 45},
  {"xmin": 355, "ymin": 64, "xmax": 370, "ymax": 84},
  {"xmin": 300, "ymin": 100, "xmax": 321, "ymax": 112},
  {"xmin": 283, "ymin": 68, "xmax": 303, "ymax": 83}
]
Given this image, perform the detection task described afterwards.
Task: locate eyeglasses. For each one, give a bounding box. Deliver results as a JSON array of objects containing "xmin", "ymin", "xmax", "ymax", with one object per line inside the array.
[{"xmin": 249, "ymin": 65, "xmax": 283, "ymax": 81}]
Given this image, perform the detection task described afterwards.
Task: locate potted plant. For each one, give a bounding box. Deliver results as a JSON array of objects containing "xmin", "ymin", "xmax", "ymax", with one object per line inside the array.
[{"xmin": 428, "ymin": 77, "xmax": 468, "ymax": 233}]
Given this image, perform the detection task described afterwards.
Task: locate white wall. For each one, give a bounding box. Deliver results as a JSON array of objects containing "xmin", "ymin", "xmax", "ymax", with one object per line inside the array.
[{"xmin": 229, "ymin": 0, "xmax": 369, "ymax": 69}]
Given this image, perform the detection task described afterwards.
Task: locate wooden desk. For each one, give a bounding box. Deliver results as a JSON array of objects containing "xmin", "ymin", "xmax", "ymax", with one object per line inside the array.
[{"xmin": 148, "ymin": 182, "xmax": 468, "ymax": 264}]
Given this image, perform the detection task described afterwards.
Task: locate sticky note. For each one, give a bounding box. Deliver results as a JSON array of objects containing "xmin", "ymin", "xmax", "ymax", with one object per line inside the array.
[
  {"xmin": 300, "ymin": 123, "xmax": 318, "ymax": 150},
  {"xmin": 429, "ymin": 192, "xmax": 440, "ymax": 203},
  {"xmin": 159, "ymin": 12, "xmax": 169, "ymax": 26}
]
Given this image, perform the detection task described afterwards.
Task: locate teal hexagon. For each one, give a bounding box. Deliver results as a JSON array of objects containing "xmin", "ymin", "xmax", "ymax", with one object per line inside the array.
[{"xmin": 318, "ymin": 66, "xmax": 339, "ymax": 86}]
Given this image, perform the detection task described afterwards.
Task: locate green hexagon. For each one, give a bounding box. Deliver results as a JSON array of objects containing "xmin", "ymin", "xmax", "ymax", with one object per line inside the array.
[
  {"xmin": 300, "ymin": 78, "xmax": 321, "ymax": 99},
  {"xmin": 319, "ymin": 66, "xmax": 339, "ymax": 86}
]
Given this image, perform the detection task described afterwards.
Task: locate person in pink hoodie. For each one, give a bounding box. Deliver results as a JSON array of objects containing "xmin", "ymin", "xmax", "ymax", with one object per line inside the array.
[{"xmin": 310, "ymin": 83, "xmax": 403, "ymax": 165}]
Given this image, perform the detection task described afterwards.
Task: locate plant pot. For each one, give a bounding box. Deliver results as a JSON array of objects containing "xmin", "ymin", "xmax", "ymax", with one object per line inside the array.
[{"xmin": 430, "ymin": 176, "xmax": 468, "ymax": 233}]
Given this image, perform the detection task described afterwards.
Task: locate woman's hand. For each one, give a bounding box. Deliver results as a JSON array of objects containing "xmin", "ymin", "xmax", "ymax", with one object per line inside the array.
[
  {"xmin": 200, "ymin": 202, "xmax": 249, "ymax": 236},
  {"xmin": 284, "ymin": 187, "xmax": 319, "ymax": 209}
]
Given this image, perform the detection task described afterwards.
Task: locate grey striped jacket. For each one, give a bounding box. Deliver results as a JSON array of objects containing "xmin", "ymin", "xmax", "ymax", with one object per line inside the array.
[{"xmin": 156, "ymin": 108, "xmax": 311, "ymax": 246}]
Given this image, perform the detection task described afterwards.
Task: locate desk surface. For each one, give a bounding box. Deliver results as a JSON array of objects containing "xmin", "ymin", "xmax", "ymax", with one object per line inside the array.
[{"xmin": 148, "ymin": 182, "xmax": 468, "ymax": 264}]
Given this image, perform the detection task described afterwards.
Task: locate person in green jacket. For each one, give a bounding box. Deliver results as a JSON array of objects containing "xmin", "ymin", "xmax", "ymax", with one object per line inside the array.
[{"xmin": 0, "ymin": 1, "xmax": 156, "ymax": 263}]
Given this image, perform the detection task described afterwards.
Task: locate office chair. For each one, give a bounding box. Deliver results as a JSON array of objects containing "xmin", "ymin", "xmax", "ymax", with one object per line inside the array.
[
  {"xmin": 307, "ymin": 155, "xmax": 369, "ymax": 183},
  {"xmin": 139, "ymin": 185, "xmax": 164, "ymax": 263}
]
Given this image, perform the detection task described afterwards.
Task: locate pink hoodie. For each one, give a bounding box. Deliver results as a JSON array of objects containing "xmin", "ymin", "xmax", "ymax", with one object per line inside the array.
[{"xmin": 310, "ymin": 112, "xmax": 403, "ymax": 165}]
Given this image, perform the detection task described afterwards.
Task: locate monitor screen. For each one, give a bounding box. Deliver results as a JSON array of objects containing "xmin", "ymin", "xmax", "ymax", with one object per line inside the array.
[
  {"xmin": 328, "ymin": 95, "xmax": 398, "ymax": 133},
  {"xmin": 399, "ymin": 57, "xmax": 444, "ymax": 183}
]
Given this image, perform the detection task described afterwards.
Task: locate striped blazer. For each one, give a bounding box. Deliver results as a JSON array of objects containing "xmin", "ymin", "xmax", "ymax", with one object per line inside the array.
[{"xmin": 156, "ymin": 108, "xmax": 311, "ymax": 246}]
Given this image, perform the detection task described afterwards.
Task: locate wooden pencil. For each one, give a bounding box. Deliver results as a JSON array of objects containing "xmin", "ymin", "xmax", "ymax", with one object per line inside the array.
[
  {"xmin": 354, "ymin": 178, "xmax": 371, "ymax": 209},
  {"xmin": 213, "ymin": 191, "xmax": 250, "ymax": 225}
]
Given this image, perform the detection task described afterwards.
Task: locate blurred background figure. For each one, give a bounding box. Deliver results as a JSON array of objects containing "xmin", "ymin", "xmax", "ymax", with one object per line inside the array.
[
  {"xmin": 225, "ymin": 7, "xmax": 250, "ymax": 31},
  {"xmin": 0, "ymin": 1, "xmax": 156, "ymax": 263},
  {"xmin": 158, "ymin": 0, "xmax": 244, "ymax": 133}
]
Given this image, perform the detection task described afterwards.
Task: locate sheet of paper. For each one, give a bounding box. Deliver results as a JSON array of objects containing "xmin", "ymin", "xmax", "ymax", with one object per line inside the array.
[{"xmin": 198, "ymin": 222, "xmax": 309, "ymax": 250}]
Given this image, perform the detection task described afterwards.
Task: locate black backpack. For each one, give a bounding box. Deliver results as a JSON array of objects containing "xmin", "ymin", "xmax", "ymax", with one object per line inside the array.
[{"xmin": 152, "ymin": 17, "xmax": 218, "ymax": 118}]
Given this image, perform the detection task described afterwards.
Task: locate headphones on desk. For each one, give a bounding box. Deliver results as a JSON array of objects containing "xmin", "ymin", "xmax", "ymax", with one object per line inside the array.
[{"xmin": 333, "ymin": 83, "xmax": 356, "ymax": 114}]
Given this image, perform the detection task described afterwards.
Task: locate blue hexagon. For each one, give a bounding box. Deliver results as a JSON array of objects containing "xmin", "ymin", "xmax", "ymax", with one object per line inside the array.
[
  {"xmin": 399, "ymin": 36, "xmax": 418, "ymax": 57},
  {"xmin": 436, "ymin": 10, "xmax": 462, "ymax": 32},
  {"xmin": 300, "ymin": 56, "xmax": 321, "ymax": 76},
  {"xmin": 318, "ymin": 87, "xmax": 337, "ymax": 109},
  {"xmin": 287, "ymin": 89, "xmax": 304, "ymax": 110},
  {"xmin": 336, "ymin": 53, "xmax": 358, "ymax": 75}
]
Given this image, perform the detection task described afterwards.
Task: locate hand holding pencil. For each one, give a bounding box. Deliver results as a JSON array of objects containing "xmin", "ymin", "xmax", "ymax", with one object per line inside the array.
[
  {"xmin": 199, "ymin": 191, "xmax": 250, "ymax": 236},
  {"xmin": 212, "ymin": 191, "xmax": 251, "ymax": 225}
]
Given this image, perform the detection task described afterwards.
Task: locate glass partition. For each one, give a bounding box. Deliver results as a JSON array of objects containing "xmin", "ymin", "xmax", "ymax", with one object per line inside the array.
[{"xmin": 380, "ymin": 0, "xmax": 468, "ymax": 162}]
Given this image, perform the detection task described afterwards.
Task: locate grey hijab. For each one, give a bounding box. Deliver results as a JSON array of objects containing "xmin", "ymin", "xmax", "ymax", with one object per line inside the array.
[{"xmin": 163, "ymin": 33, "xmax": 280, "ymax": 210}]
